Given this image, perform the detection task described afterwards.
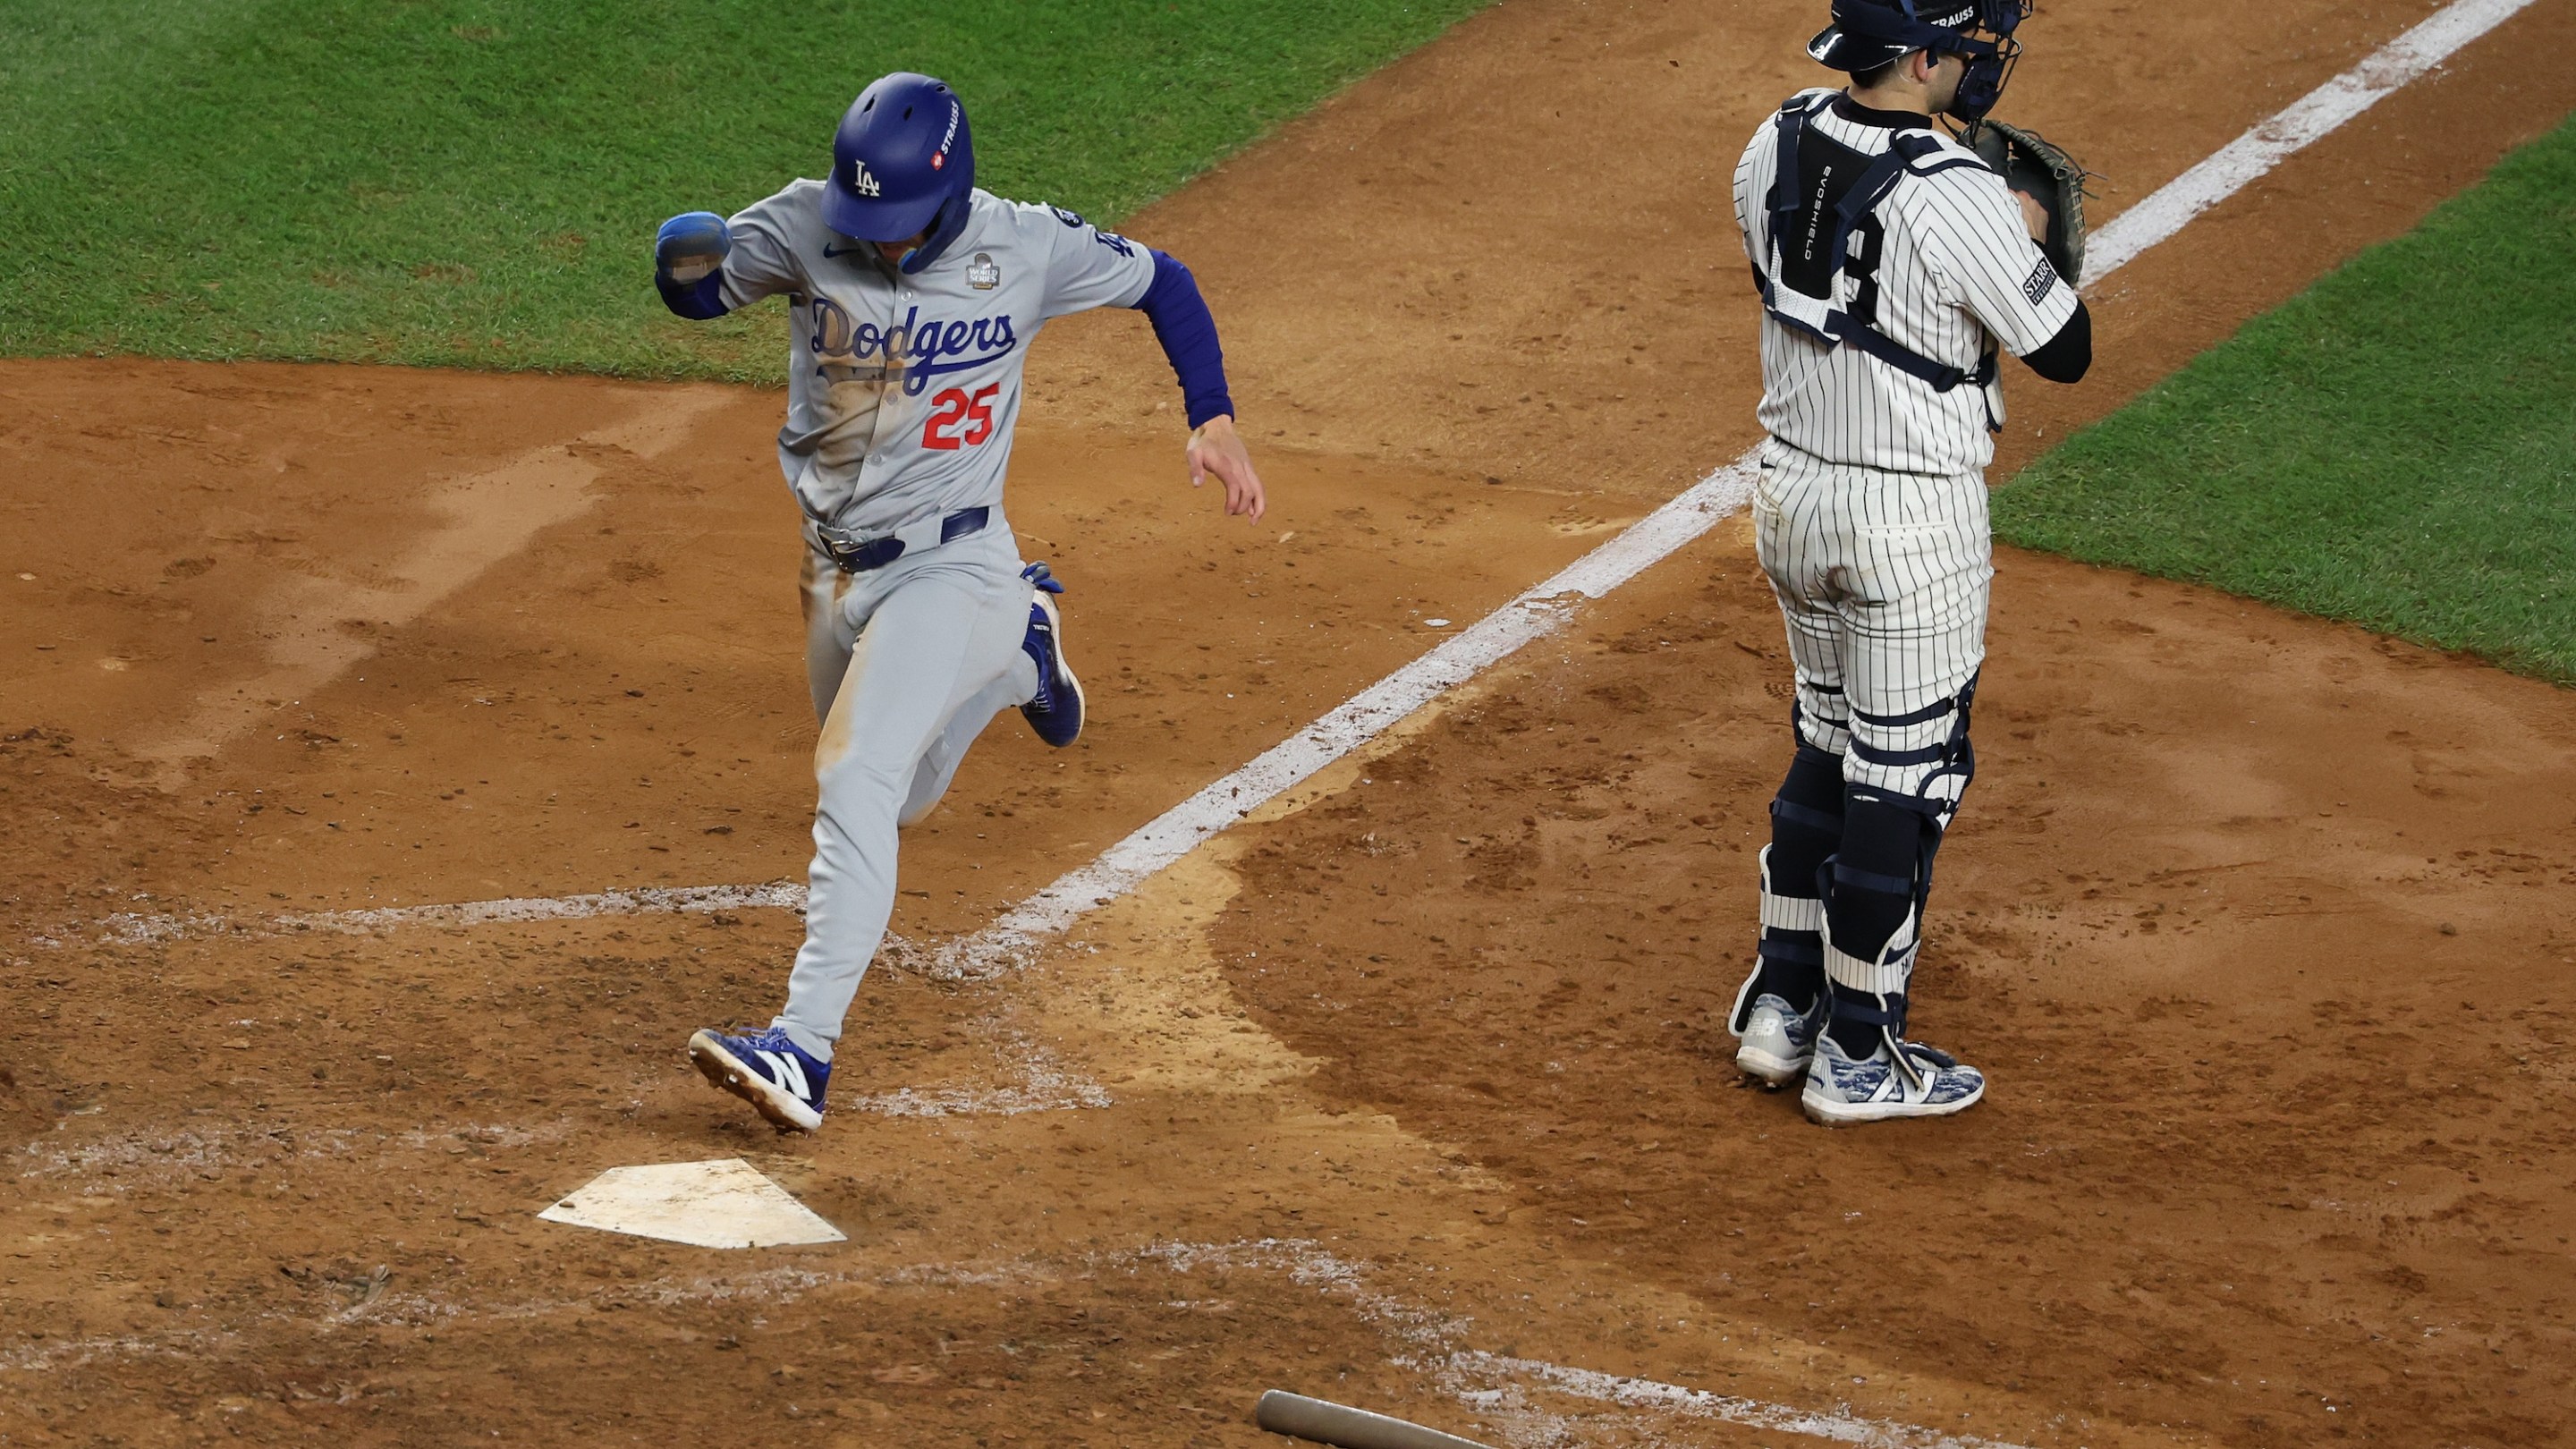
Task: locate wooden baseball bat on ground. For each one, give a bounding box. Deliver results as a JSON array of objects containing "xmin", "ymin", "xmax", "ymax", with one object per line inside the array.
[{"xmin": 1253, "ymin": 1389, "xmax": 1497, "ymax": 1449}]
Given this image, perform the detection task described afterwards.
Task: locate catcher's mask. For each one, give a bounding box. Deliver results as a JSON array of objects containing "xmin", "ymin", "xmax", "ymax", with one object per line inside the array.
[
  {"xmin": 826, "ymin": 72, "xmax": 975, "ymax": 275},
  {"xmin": 1809, "ymin": 0, "xmax": 2031, "ymax": 122}
]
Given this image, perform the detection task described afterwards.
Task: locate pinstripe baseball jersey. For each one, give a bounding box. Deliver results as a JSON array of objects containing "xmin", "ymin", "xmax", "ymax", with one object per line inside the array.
[{"xmin": 1733, "ymin": 89, "xmax": 2077, "ymax": 475}]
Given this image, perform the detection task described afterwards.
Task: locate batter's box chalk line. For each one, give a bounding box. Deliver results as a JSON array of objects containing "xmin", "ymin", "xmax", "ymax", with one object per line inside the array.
[
  {"xmin": 0, "ymin": 1222, "xmax": 2122, "ymax": 1446},
  {"xmin": 839, "ymin": 1018, "xmax": 1113, "ymax": 1119},
  {"xmin": 0, "ymin": 1249, "xmax": 1052, "ymax": 1376},
  {"xmin": 12, "ymin": 1119, "xmax": 564, "ymax": 1188},
  {"xmin": 1127, "ymin": 1238, "xmax": 2049, "ymax": 1449},
  {"xmin": 59, "ymin": 878, "xmax": 812, "ymax": 947}
]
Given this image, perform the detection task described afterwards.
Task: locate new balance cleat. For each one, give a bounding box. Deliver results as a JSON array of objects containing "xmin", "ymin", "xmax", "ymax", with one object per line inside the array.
[
  {"xmin": 1801, "ymin": 1030, "xmax": 1985, "ymax": 1126},
  {"xmin": 687, "ymin": 1026, "xmax": 830, "ymax": 1133},
  {"xmin": 1731, "ymin": 986, "xmax": 1828, "ymax": 1088},
  {"xmin": 1018, "ymin": 562, "xmax": 1084, "ymax": 749}
]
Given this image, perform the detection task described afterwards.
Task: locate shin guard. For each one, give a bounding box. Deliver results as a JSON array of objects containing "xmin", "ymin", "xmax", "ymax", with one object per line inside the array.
[
  {"xmin": 1733, "ymin": 844, "xmax": 1827, "ymax": 1031},
  {"xmin": 1735, "ymin": 743, "xmax": 1843, "ymax": 1023},
  {"xmin": 1819, "ymin": 794, "xmax": 1934, "ymax": 1061}
]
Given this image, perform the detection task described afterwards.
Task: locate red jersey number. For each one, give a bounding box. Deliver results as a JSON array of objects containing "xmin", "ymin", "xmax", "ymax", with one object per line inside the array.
[{"xmin": 922, "ymin": 384, "xmax": 999, "ymax": 451}]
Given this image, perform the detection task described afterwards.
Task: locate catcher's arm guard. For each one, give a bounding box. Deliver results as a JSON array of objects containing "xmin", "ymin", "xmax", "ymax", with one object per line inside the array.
[{"xmin": 1967, "ymin": 121, "xmax": 2091, "ymax": 286}]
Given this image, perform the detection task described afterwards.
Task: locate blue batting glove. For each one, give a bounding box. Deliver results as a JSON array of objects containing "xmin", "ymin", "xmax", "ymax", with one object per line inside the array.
[{"xmin": 655, "ymin": 211, "xmax": 731, "ymax": 286}]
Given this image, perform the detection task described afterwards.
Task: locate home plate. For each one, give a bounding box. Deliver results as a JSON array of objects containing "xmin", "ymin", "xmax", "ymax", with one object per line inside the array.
[{"xmin": 538, "ymin": 1158, "xmax": 846, "ymax": 1249}]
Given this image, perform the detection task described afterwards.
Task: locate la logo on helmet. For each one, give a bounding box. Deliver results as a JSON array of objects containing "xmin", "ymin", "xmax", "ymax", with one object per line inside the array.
[{"xmin": 852, "ymin": 160, "xmax": 883, "ymax": 198}]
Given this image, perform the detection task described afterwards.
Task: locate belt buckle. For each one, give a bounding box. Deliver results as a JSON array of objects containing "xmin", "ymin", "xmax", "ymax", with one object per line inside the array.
[{"xmin": 814, "ymin": 521, "xmax": 899, "ymax": 574}]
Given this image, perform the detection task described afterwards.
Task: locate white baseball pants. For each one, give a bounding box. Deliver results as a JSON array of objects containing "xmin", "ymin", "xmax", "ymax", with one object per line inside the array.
[{"xmin": 1752, "ymin": 440, "xmax": 1991, "ymax": 801}]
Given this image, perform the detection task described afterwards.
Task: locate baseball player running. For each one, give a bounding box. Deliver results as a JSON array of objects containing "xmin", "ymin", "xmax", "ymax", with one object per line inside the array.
[
  {"xmin": 652, "ymin": 72, "xmax": 1264, "ymax": 1132},
  {"xmin": 1724, "ymin": 1, "xmax": 2091, "ymax": 1123}
]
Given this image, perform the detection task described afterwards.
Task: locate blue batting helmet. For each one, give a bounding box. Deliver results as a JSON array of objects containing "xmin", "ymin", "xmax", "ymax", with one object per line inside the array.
[{"xmin": 823, "ymin": 72, "xmax": 975, "ymax": 274}]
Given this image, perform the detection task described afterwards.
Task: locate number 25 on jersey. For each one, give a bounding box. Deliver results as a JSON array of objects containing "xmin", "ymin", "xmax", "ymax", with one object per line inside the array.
[{"xmin": 922, "ymin": 384, "xmax": 999, "ymax": 451}]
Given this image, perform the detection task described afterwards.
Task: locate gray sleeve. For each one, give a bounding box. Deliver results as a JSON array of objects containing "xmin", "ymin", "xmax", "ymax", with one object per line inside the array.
[
  {"xmin": 1038, "ymin": 206, "xmax": 1157, "ymax": 318},
  {"xmin": 718, "ymin": 185, "xmax": 807, "ymax": 310}
]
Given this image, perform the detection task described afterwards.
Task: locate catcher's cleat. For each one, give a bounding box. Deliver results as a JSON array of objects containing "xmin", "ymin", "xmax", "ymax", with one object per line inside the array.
[
  {"xmin": 1801, "ymin": 1030, "xmax": 1985, "ymax": 1126},
  {"xmin": 688, "ymin": 1026, "xmax": 830, "ymax": 1133},
  {"xmin": 1018, "ymin": 562, "xmax": 1084, "ymax": 749},
  {"xmin": 1731, "ymin": 987, "xmax": 1828, "ymax": 1088}
]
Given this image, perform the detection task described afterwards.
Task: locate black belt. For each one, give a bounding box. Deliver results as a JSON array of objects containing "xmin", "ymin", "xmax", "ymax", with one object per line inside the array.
[{"xmin": 813, "ymin": 505, "xmax": 990, "ymax": 573}]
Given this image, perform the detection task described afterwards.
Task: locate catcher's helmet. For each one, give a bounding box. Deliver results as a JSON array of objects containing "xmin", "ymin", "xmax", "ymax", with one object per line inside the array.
[
  {"xmin": 1809, "ymin": 0, "xmax": 2031, "ymax": 119},
  {"xmin": 824, "ymin": 72, "xmax": 975, "ymax": 274}
]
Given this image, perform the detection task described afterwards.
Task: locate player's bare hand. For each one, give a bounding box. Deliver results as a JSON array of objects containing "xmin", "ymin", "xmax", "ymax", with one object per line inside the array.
[
  {"xmin": 2013, "ymin": 188, "xmax": 2049, "ymax": 243},
  {"xmin": 1187, "ymin": 414, "xmax": 1267, "ymax": 522}
]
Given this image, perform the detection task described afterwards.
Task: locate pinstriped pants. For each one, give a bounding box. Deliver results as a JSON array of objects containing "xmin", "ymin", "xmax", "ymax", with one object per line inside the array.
[{"xmin": 1751, "ymin": 440, "xmax": 1989, "ymax": 808}]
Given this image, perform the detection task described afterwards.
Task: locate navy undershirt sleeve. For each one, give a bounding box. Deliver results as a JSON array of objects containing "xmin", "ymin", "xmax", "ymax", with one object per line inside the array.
[
  {"xmin": 1131, "ymin": 250, "xmax": 1234, "ymax": 428},
  {"xmin": 655, "ymin": 271, "xmax": 730, "ymax": 321},
  {"xmin": 2021, "ymin": 298, "xmax": 2091, "ymax": 383}
]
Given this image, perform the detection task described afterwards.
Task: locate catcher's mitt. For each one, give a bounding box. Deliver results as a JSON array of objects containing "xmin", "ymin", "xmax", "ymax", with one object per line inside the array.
[{"xmin": 1967, "ymin": 120, "xmax": 2091, "ymax": 286}]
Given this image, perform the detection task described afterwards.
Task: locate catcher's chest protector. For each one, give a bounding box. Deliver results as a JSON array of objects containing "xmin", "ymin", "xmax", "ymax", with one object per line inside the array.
[{"xmin": 1758, "ymin": 92, "xmax": 1996, "ymax": 394}]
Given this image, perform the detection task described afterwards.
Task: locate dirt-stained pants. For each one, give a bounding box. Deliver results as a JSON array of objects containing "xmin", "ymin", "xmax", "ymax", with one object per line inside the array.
[{"xmin": 774, "ymin": 524, "xmax": 1037, "ymax": 1059}]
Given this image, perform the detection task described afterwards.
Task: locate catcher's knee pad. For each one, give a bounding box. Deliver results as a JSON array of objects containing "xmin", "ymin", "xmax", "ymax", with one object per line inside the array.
[{"xmin": 1843, "ymin": 671, "xmax": 1979, "ymax": 829}]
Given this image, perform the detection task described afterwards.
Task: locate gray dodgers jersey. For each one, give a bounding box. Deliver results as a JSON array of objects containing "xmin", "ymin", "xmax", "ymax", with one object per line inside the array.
[
  {"xmin": 1733, "ymin": 90, "xmax": 2078, "ymax": 476},
  {"xmin": 719, "ymin": 183, "xmax": 1155, "ymax": 535}
]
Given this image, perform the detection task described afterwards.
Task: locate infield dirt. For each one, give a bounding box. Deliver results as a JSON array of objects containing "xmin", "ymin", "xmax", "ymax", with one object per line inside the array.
[{"xmin": 6, "ymin": 0, "xmax": 2575, "ymax": 1445}]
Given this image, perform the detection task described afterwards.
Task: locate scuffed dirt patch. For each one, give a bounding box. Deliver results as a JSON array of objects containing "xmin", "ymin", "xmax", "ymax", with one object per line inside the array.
[{"xmin": 1216, "ymin": 543, "xmax": 2576, "ymax": 1447}]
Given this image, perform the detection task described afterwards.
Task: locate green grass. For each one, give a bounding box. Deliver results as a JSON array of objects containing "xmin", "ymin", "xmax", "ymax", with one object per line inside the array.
[
  {"xmin": 1996, "ymin": 115, "xmax": 2576, "ymax": 685},
  {"xmin": 0, "ymin": 0, "xmax": 1487, "ymax": 380}
]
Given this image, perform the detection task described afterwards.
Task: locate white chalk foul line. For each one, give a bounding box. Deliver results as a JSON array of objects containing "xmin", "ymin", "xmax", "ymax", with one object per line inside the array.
[
  {"xmin": 45, "ymin": 0, "xmax": 2529, "ymax": 964},
  {"xmin": 2081, "ymin": 0, "xmax": 2541, "ymax": 285}
]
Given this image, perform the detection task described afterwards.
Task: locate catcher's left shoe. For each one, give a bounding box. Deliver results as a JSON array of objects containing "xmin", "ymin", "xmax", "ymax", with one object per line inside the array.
[
  {"xmin": 1729, "ymin": 844, "xmax": 1828, "ymax": 1087},
  {"xmin": 687, "ymin": 1026, "xmax": 830, "ymax": 1133},
  {"xmin": 1729, "ymin": 980, "xmax": 1828, "ymax": 1088},
  {"xmin": 1018, "ymin": 562, "xmax": 1084, "ymax": 749}
]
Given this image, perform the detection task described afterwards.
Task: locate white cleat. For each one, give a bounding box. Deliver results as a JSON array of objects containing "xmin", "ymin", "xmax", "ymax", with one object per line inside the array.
[
  {"xmin": 1801, "ymin": 1030, "xmax": 1986, "ymax": 1126},
  {"xmin": 1733, "ymin": 990, "xmax": 1827, "ymax": 1088}
]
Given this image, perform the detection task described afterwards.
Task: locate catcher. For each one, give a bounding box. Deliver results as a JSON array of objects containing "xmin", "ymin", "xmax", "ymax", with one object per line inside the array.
[{"xmin": 1723, "ymin": 0, "xmax": 2093, "ymax": 1123}]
